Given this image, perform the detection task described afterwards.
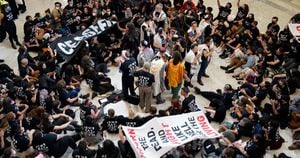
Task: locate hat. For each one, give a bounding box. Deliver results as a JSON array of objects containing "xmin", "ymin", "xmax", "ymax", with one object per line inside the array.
[
  {"xmin": 163, "ymin": 51, "xmax": 171, "ymax": 58},
  {"xmin": 182, "ymin": 87, "xmax": 190, "ymax": 93}
]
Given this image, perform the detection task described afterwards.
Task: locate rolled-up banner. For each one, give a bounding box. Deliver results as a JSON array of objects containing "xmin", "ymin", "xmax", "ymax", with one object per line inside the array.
[
  {"xmin": 50, "ymin": 19, "xmax": 116, "ymax": 61},
  {"xmin": 122, "ymin": 111, "xmax": 221, "ymax": 158}
]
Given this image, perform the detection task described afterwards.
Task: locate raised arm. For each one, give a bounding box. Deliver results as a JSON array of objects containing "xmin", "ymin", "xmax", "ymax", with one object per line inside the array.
[
  {"xmin": 217, "ymin": 0, "xmax": 221, "ymax": 8},
  {"xmin": 53, "ymin": 117, "xmax": 72, "ymax": 131},
  {"xmin": 237, "ymin": 0, "xmax": 241, "ymax": 8}
]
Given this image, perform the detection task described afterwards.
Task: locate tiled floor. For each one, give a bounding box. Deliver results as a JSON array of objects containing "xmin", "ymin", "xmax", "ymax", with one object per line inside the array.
[{"xmin": 0, "ymin": 0, "xmax": 300, "ymax": 158}]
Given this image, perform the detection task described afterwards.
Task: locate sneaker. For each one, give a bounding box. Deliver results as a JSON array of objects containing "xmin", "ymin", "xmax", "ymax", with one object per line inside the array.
[
  {"xmin": 225, "ymin": 69, "xmax": 234, "ymax": 73},
  {"xmin": 220, "ymin": 66, "xmax": 229, "ymax": 70},
  {"xmin": 156, "ymin": 99, "xmax": 166, "ymax": 104},
  {"xmin": 11, "ymin": 44, "xmax": 17, "ymax": 49},
  {"xmin": 92, "ymin": 92, "xmax": 98, "ymax": 99},
  {"xmin": 219, "ymin": 53, "xmax": 225, "ymax": 58},
  {"xmin": 81, "ymin": 93, "xmax": 90, "ymax": 99},
  {"xmin": 204, "ymin": 74, "xmax": 210, "ymax": 78},
  {"xmin": 220, "ymin": 54, "xmax": 228, "ymax": 59}
]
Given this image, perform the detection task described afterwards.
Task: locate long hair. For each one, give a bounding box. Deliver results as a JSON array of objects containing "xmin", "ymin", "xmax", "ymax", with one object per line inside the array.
[
  {"xmin": 126, "ymin": 22, "xmax": 138, "ymax": 39},
  {"xmin": 172, "ymin": 51, "xmax": 182, "ymax": 65},
  {"xmin": 244, "ymin": 4, "xmax": 249, "ymax": 14},
  {"xmin": 40, "ymin": 112, "xmax": 51, "ymax": 130},
  {"xmin": 27, "ymin": 106, "xmax": 45, "ymax": 118}
]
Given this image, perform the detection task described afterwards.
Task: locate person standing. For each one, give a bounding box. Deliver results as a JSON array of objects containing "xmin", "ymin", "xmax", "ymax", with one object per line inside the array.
[
  {"xmin": 120, "ymin": 50, "xmax": 137, "ymax": 99},
  {"xmin": 197, "ymin": 37, "xmax": 212, "ymax": 86},
  {"xmin": 137, "ymin": 40, "xmax": 154, "ymax": 67},
  {"xmin": 150, "ymin": 49, "xmax": 168, "ymax": 104},
  {"xmin": 215, "ymin": 0, "xmax": 232, "ymax": 22},
  {"xmin": 167, "ymin": 51, "xmax": 186, "ymax": 99},
  {"xmin": 7, "ymin": 0, "xmax": 19, "ymax": 19},
  {"xmin": 0, "ymin": 9, "xmax": 6, "ymax": 43},
  {"xmin": 184, "ymin": 43, "xmax": 199, "ymax": 87},
  {"xmin": 134, "ymin": 63, "xmax": 155, "ymax": 113},
  {"xmin": 0, "ymin": 1, "xmax": 21, "ymax": 49}
]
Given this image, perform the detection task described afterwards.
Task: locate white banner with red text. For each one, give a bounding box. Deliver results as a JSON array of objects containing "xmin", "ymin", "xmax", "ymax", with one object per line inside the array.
[
  {"xmin": 288, "ymin": 23, "xmax": 300, "ymax": 43},
  {"xmin": 122, "ymin": 111, "xmax": 221, "ymax": 158}
]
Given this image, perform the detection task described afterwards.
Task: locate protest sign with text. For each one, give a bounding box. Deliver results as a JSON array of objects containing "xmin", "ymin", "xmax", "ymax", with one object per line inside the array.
[
  {"xmin": 50, "ymin": 19, "xmax": 116, "ymax": 61},
  {"xmin": 122, "ymin": 111, "xmax": 221, "ymax": 158}
]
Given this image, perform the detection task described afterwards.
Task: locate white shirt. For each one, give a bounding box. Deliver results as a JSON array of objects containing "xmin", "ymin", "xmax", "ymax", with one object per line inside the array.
[
  {"xmin": 198, "ymin": 19, "xmax": 210, "ymax": 33},
  {"xmin": 185, "ymin": 50, "xmax": 196, "ymax": 63}
]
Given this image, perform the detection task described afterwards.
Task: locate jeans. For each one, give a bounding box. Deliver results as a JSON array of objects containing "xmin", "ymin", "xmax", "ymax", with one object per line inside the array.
[
  {"xmin": 69, "ymin": 88, "xmax": 80, "ymax": 98},
  {"xmin": 197, "ymin": 57, "xmax": 209, "ymax": 81}
]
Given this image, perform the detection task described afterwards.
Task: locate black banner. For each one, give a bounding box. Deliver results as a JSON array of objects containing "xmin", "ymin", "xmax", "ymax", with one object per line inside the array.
[{"xmin": 50, "ymin": 19, "xmax": 116, "ymax": 61}]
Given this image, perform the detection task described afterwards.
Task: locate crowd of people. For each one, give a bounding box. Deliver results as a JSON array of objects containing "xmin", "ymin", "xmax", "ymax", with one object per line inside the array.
[{"xmin": 0, "ymin": 0, "xmax": 300, "ymax": 157}]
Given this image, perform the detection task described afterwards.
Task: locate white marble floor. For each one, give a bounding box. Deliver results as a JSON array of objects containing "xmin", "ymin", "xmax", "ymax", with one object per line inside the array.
[{"xmin": 0, "ymin": 0, "xmax": 300, "ymax": 158}]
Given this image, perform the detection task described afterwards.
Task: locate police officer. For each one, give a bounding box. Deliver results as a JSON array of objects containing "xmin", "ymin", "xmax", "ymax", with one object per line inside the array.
[
  {"xmin": 120, "ymin": 50, "xmax": 137, "ymax": 99},
  {"xmin": 0, "ymin": 1, "xmax": 21, "ymax": 49}
]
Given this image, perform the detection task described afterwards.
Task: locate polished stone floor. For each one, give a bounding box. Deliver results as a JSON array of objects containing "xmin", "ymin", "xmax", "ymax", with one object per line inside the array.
[{"xmin": 0, "ymin": 0, "xmax": 299, "ymax": 157}]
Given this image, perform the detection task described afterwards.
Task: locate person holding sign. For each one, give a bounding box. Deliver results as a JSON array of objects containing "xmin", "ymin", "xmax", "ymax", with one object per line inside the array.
[{"xmin": 181, "ymin": 87, "xmax": 201, "ymax": 113}]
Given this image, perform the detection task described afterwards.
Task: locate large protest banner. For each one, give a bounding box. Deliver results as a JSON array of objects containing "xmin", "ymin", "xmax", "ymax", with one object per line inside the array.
[
  {"xmin": 288, "ymin": 23, "xmax": 300, "ymax": 43},
  {"xmin": 50, "ymin": 19, "xmax": 116, "ymax": 61},
  {"xmin": 122, "ymin": 111, "xmax": 221, "ymax": 158}
]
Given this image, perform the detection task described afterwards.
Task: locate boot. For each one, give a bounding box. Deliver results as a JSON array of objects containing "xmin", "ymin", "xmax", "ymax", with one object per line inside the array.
[
  {"xmin": 11, "ymin": 43, "xmax": 16, "ymax": 49},
  {"xmin": 16, "ymin": 41, "xmax": 21, "ymax": 46},
  {"xmin": 156, "ymin": 93, "xmax": 165, "ymax": 104},
  {"xmin": 225, "ymin": 68, "xmax": 235, "ymax": 73},
  {"xmin": 81, "ymin": 93, "xmax": 90, "ymax": 99},
  {"xmin": 92, "ymin": 92, "xmax": 98, "ymax": 99}
]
